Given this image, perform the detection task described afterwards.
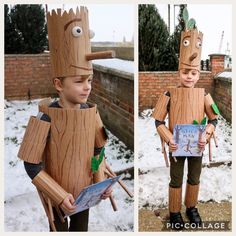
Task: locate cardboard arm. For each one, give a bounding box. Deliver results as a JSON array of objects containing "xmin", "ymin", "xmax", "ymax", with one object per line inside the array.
[
  {"xmin": 95, "ymin": 110, "xmax": 108, "ymax": 148},
  {"xmin": 204, "ymin": 93, "xmax": 219, "ymax": 120},
  {"xmin": 32, "ymin": 170, "xmax": 69, "ymax": 206},
  {"xmin": 205, "ymin": 123, "xmax": 215, "ymax": 143},
  {"xmin": 156, "ymin": 124, "xmax": 173, "ymax": 144},
  {"xmin": 18, "ymin": 116, "xmax": 50, "ymax": 164}
]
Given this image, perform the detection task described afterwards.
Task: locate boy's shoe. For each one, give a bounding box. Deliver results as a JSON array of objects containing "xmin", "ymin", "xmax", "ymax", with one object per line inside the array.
[
  {"xmin": 169, "ymin": 212, "xmax": 184, "ymax": 230},
  {"xmin": 186, "ymin": 207, "xmax": 202, "ymax": 225}
]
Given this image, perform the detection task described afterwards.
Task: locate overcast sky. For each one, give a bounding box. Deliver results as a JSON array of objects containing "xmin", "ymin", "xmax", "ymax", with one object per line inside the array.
[
  {"xmin": 47, "ymin": 4, "xmax": 231, "ymax": 60},
  {"xmin": 156, "ymin": 4, "xmax": 232, "ymax": 60},
  {"xmin": 47, "ymin": 4, "xmax": 134, "ymax": 43}
]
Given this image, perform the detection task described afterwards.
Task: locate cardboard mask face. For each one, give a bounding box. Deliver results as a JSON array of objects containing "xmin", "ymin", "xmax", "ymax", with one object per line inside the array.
[
  {"xmin": 178, "ymin": 29, "xmax": 203, "ymax": 71},
  {"xmin": 47, "ymin": 7, "xmax": 93, "ymax": 78}
]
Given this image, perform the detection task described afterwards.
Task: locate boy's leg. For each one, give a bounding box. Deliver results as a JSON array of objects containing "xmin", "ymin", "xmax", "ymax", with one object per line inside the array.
[
  {"xmin": 49, "ymin": 207, "xmax": 68, "ymax": 231},
  {"xmin": 69, "ymin": 209, "xmax": 89, "ymax": 232},
  {"xmin": 168, "ymin": 156, "xmax": 186, "ymax": 230},
  {"xmin": 185, "ymin": 156, "xmax": 203, "ymax": 225}
]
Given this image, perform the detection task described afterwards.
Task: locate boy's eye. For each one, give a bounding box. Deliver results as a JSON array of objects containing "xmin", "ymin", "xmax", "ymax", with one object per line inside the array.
[{"xmin": 75, "ymin": 80, "xmax": 82, "ymax": 83}]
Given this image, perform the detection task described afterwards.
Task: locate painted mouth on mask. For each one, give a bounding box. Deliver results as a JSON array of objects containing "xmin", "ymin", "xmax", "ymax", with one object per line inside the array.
[
  {"xmin": 181, "ymin": 62, "xmax": 199, "ymax": 67},
  {"xmin": 70, "ymin": 64, "xmax": 93, "ymax": 71}
]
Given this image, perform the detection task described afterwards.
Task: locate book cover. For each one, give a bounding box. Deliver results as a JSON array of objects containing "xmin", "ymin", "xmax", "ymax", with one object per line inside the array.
[
  {"xmin": 172, "ymin": 124, "xmax": 206, "ymax": 157},
  {"xmin": 66, "ymin": 175, "xmax": 122, "ymax": 217}
]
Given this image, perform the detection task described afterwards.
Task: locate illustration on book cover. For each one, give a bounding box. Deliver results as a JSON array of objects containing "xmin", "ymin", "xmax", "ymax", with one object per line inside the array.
[{"xmin": 172, "ymin": 124, "xmax": 206, "ymax": 157}]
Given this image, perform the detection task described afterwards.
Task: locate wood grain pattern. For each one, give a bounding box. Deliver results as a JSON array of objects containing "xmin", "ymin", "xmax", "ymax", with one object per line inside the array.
[
  {"xmin": 152, "ymin": 94, "xmax": 170, "ymax": 121},
  {"xmin": 39, "ymin": 99, "xmax": 97, "ymax": 198},
  {"xmin": 93, "ymin": 158, "xmax": 107, "ymax": 183},
  {"xmin": 18, "ymin": 116, "xmax": 50, "ymax": 164},
  {"xmin": 169, "ymin": 187, "xmax": 182, "ymax": 213},
  {"xmin": 204, "ymin": 93, "xmax": 219, "ymax": 120},
  {"xmin": 184, "ymin": 183, "xmax": 199, "ymax": 208},
  {"xmin": 179, "ymin": 29, "xmax": 203, "ymax": 71},
  {"xmin": 157, "ymin": 124, "xmax": 173, "ymax": 144},
  {"xmin": 32, "ymin": 170, "xmax": 68, "ymax": 205},
  {"xmin": 206, "ymin": 123, "xmax": 215, "ymax": 142},
  {"xmin": 86, "ymin": 51, "xmax": 115, "ymax": 61},
  {"xmin": 169, "ymin": 88, "xmax": 205, "ymax": 132},
  {"xmin": 47, "ymin": 7, "xmax": 93, "ymax": 78},
  {"xmin": 95, "ymin": 110, "xmax": 108, "ymax": 148}
]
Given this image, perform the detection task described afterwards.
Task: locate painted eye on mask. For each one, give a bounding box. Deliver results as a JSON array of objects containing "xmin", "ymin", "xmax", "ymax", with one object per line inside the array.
[
  {"xmin": 72, "ymin": 26, "xmax": 83, "ymax": 37},
  {"xmin": 196, "ymin": 41, "xmax": 202, "ymax": 48},
  {"xmin": 89, "ymin": 30, "xmax": 95, "ymax": 39},
  {"xmin": 183, "ymin": 39, "xmax": 190, "ymax": 47}
]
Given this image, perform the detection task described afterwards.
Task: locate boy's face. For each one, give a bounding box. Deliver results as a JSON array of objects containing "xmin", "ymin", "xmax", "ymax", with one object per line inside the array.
[
  {"xmin": 54, "ymin": 75, "xmax": 92, "ymax": 104},
  {"xmin": 179, "ymin": 69, "xmax": 200, "ymax": 88}
]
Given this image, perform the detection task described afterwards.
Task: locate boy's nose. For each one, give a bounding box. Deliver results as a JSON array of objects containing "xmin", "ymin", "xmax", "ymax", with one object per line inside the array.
[{"xmin": 84, "ymin": 81, "xmax": 91, "ymax": 90}]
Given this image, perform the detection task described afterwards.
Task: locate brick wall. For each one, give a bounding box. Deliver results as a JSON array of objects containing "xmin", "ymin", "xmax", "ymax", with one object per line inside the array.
[
  {"xmin": 139, "ymin": 54, "xmax": 231, "ymax": 123},
  {"xmin": 214, "ymin": 77, "xmax": 231, "ymax": 122},
  {"xmin": 5, "ymin": 53, "xmax": 134, "ymax": 149},
  {"xmin": 139, "ymin": 71, "xmax": 213, "ymax": 112},
  {"xmin": 5, "ymin": 54, "xmax": 56, "ymax": 100},
  {"xmin": 89, "ymin": 64, "xmax": 134, "ymax": 149}
]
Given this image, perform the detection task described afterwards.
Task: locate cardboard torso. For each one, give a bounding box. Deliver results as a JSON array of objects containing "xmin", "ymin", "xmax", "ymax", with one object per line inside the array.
[
  {"xmin": 168, "ymin": 88, "xmax": 205, "ymax": 132},
  {"xmin": 39, "ymin": 99, "xmax": 96, "ymax": 198}
]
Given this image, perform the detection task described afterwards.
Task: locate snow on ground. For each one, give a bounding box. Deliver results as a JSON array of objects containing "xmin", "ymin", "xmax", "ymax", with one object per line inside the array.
[
  {"xmin": 93, "ymin": 58, "xmax": 133, "ymax": 74},
  {"xmin": 139, "ymin": 109, "xmax": 232, "ymax": 209},
  {"xmin": 4, "ymin": 99, "xmax": 134, "ymax": 232}
]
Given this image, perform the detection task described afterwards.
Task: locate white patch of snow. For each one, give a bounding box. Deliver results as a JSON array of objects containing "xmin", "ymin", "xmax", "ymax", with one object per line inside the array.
[{"xmin": 93, "ymin": 58, "xmax": 133, "ymax": 74}]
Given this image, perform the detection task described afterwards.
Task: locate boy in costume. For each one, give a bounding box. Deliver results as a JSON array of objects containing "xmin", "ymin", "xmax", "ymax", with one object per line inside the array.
[
  {"xmin": 152, "ymin": 8, "xmax": 219, "ymax": 230},
  {"xmin": 18, "ymin": 7, "xmax": 122, "ymax": 231}
]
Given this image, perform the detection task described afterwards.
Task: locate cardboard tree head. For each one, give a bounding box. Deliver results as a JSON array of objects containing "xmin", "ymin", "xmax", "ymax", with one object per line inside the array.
[
  {"xmin": 178, "ymin": 7, "xmax": 203, "ymax": 71},
  {"xmin": 47, "ymin": 7, "xmax": 115, "ymax": 79}
]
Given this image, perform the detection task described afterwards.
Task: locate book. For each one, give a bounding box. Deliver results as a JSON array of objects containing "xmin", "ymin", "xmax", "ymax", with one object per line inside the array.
[
  {"xmin": 172, "ymin": 124, "xmax": 206, "ymax": 157},
  {"xmin": 66, "ymin": 175, "xmax": 122, "ymax": 217}
]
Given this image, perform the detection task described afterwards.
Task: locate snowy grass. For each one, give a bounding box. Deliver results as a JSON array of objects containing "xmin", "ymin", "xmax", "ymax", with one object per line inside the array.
[
  {"xmin": 4, "ymin": 99, "xmax": 134, "ymax": 232},
  {"xmin": 138, "ymin": 109, "xmax": 232, "ymax": 209}
]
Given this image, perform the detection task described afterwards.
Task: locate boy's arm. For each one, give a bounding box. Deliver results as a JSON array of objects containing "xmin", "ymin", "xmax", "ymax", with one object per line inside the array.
[
  {"xmin": 152, "ymin": 92, "xmax": 173, "ymax": 144},
  {"xmin": 18, "ymin": 115, "xmax": 70, "ymax": 206},
  {"xmin": 204, "ymin": 93, "xmax": 220, "ymax": 142}
]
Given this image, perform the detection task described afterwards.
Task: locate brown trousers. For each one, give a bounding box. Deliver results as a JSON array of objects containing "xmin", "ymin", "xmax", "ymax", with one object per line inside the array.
[{"xmin": 169, "ymin": 154, "xmax": 203, "ymax": 188}]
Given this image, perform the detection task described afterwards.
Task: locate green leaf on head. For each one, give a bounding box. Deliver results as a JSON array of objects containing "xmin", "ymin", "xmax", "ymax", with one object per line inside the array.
[
  {"xmin": 187, "ymin": 18, "xmax": 196, "ymax": 29},
  {"xmin": 183, "ymin": 7, "xmax": 189, "ymax": 27}
]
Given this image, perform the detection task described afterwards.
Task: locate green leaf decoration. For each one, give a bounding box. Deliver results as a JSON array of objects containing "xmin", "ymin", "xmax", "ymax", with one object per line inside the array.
[
  {"xmin": 211, "ymin": 103, "xmax": 220, "ymax": 115},
  {"xmin": 193, "ymin": 120, "xmax": 199, "ymax": 125},
  {"xmin": 200, "ymin": 117, "xmax": 207, "ymax": 125},
  {"xmin": 187, "ymin": 18, "xmax": 196, "ymax": 29},
  {"xmin": 183, "ymin": 7, "xmax": 189, "ymax": 26},
  {"xmin": 91, "ymin": 147, "xmax": 105, "ymax": 174}
]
